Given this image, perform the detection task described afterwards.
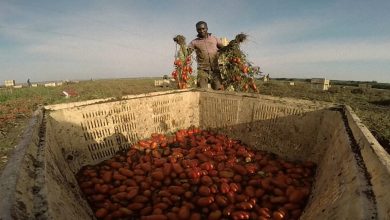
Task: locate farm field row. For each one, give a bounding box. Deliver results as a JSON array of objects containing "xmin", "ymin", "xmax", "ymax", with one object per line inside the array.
[{"xmin": 0, "ymin": 78, "xmax": 389, "ymax": 173}]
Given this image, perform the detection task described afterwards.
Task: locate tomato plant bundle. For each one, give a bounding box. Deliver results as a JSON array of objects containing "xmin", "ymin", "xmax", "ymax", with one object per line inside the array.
[
  {"xmin": 218, "ymin": 33, "xmax": 262, "ymax": 92},
  {"xmin": 172, "ymin": 35, "xmax": 195, "ymax": 89},
  {"xmin": 77, "ymin": 128, "xmax": 316, "ymax": 220}
]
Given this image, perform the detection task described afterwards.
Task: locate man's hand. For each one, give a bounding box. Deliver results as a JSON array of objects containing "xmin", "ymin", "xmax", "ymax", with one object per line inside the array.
[{"xmin": 173, "ymin": 35, "xmax": 186, "ymax": 46}]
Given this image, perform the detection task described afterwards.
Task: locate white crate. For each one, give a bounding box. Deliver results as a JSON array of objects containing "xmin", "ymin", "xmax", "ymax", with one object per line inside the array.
[
  {"xmin": 0, "ymin": 90, "xmax": 388, "ymax": 220},
  {"xmin": 154, "ymin": 79, "xmax": 170, "ymax": 87},
  {"xmin": 311, "ymin": 78, "xmax": 330, "ymax": 90},
  {"xmin": 4, "ymin": 80, "xmax": 15, "ymax": 87},
  {"xmin": 44, "ymin": 82, "xmax": 57, "ymax": 87}
]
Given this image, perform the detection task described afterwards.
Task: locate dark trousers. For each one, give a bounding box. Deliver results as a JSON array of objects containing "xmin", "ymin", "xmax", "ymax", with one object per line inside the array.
[{"xmin": 197, "ymin": 69, "xmax": 222, "ymax": 90}]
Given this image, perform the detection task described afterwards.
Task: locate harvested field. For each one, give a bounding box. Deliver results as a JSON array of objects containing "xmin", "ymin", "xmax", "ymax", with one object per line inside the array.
[{"xmin": 0, "ymin": 78, "xmax": 389, "ymax": 173}]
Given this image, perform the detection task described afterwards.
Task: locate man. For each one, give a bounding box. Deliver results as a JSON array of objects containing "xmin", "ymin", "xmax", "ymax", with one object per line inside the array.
[{"xmin": 188, "ymin": 21, "xmax": 224, "ymax": 90}]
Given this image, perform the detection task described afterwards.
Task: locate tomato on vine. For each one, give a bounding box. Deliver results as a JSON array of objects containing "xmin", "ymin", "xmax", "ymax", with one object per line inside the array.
[{"xmin": 218, "ymin": 33, "xmax": 263, "ymax": 93}]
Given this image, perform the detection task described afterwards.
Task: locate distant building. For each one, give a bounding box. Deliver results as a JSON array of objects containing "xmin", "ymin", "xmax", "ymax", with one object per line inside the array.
[
  {"xmin": 311, "ymin": 78, "xmax": 330, "ymax": 91},
  {"xmin": 4, "ymin": 80, "xmax": 15, "ymax": 87}
]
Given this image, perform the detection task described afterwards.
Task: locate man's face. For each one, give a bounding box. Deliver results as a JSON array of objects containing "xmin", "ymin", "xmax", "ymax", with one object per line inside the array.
[{"xmin": 196, "ymin": 23, "xmax": 208, "ymax": 38}]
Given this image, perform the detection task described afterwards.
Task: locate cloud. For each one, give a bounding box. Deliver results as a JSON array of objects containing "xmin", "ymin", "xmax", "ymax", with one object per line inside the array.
[
  {"xmin": 251, "ymin": 40, "xmax": 390, "ymax": 65},
  {"xmin": 244, "ymin": 18, "xmax": 321, "ymax": 43},
  {"xmin": 0, "ymin": 4, "xmax": 183, "ymax": 82},
  {"xmin": 1, "ymin": 1, "xmax": 389, "ymax": 83},
  {"xmin": 238, "ymin": 17, "xmax": 390, "ymax": 66},
  {"xmin": 241, "ymin": 38, "xmax": 390, "ymax": 81}
]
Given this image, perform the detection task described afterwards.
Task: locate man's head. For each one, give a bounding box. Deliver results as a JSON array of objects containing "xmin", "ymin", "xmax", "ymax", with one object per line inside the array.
[{"xmin": 196, "ymin": 21, "xmax": 208, "ymax": 38}]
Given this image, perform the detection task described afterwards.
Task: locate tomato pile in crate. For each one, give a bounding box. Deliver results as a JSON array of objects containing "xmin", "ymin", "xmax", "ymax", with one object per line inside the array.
[{"xmin": 77, "ymin": 129, "xmax": 316, "ymax": 220}]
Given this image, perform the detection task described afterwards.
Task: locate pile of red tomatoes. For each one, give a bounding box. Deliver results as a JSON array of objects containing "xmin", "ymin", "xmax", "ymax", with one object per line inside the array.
[{"xmin": 77, "ymin": 128, "xmax": 316, "ymax": 220}]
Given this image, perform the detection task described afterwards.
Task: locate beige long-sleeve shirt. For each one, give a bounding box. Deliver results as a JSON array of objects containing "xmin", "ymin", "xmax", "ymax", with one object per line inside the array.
[{"xmin": 188, "ymin": 34, "xmax": 224, "ymax": 71}]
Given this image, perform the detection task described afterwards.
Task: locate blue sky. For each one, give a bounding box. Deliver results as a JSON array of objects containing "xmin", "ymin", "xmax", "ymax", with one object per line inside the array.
[{"xmin": 1, "ymin": 0, "xmax": 390, "ymax": 85}]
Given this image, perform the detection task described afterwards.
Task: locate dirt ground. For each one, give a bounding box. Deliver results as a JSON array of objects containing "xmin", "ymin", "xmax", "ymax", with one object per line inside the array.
[
  {"xmin": 0, "ymin": 78, "xmax": 389, "ymax": 173},
  {"xmin": 0, "ymin": 118, "xmax": 29, "ymax": 170}
]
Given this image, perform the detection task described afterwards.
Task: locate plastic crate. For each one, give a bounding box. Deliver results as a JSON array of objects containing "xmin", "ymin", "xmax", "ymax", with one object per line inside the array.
[
  {"xmin": 1, "ymin": 89, "xmax": 389, "ymax": 219},
  {"xmin": 154, "ymin": 79, "xmax": 170, "ymax": 87}
]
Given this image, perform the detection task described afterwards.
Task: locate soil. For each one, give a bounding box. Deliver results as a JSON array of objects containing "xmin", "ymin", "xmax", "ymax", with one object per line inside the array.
[{"xmin": 0, "ymin": 118, "xmax": 29, "ymax": 171}]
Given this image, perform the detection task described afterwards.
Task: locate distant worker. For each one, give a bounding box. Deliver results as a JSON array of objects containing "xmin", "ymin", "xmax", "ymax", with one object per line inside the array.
[
  {"xmin": 188, "ymin": 21, "xmax": 225, "ymax": 90},
  {"xmin": 27, "ymin": 78, "xmax": 31, "ymax": 87}
]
